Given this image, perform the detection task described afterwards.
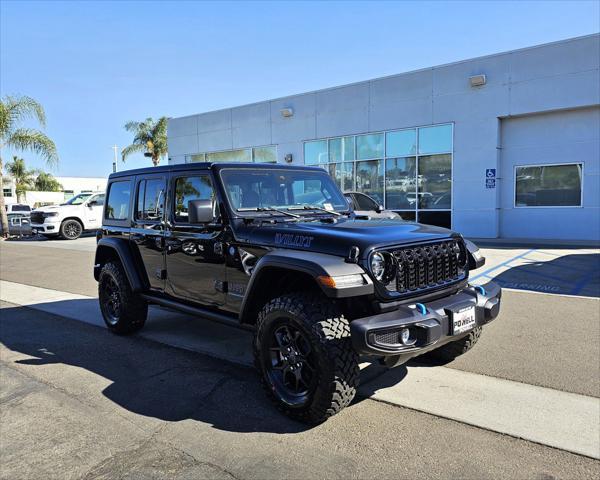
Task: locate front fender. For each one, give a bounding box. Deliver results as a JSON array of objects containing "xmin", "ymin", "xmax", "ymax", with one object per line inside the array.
[{"xmin": 239, "ymin": 249, "xmax": 373, "ymax": 321}]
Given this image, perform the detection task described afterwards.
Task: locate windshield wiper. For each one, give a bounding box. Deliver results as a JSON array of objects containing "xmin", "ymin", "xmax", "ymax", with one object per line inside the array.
[
  {"xmin": 237, "ymin": 207, "xmax": 301, "ymax": 218},
  {"xmin": 288, "ymin": 205, "xmax": 342, "ymax": 216}
]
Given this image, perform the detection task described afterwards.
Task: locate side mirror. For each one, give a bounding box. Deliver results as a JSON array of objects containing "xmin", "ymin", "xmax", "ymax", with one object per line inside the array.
[
  {"xmin": 87, "ymin": 200, "xmax": 98, "ymax": 207},
  {"xmin": 377, "ymin": 205, "xmax": 384, "ymax": 213},
  {"xmin": 188, "ymin": 199, "xmax": 214, "ymax": 224}
]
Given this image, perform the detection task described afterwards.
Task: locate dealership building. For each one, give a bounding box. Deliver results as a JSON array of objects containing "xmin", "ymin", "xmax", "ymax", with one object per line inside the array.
[{"xmin": 168, "ymin": 34, "xmax": 599, "ymax": 242}]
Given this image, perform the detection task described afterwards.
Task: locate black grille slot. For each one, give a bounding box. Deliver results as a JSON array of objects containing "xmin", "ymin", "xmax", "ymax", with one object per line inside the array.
[
  {"xmin": 373, "ymin": 330, "xmax": 400, "ymax": 346},
  {"xmin": 30, "ymin": 212, "xmax": 45, "ymax": 224},
  {"xmin": 392, "ymin": 240, "xmax": 466, "ymax": 295}
]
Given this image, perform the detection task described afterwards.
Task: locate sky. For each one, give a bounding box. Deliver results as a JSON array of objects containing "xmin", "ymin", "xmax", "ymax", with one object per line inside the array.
[{"xmin": 1, "ymin": 0, "xmax": 599, "ymax": 178}]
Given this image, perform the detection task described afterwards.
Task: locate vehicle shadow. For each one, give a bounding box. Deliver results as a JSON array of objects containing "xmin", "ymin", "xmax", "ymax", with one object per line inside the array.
[
  {"xmin": 6, "ymin": 231, "xmax": 97, "ymax": 242},
  {"xmin": 0, "ymin": 303, "xmax": 313, "ymax": 434},
  {"xmin": 484, "ymin": 253, "xmax": 600, "ymax": 298}
]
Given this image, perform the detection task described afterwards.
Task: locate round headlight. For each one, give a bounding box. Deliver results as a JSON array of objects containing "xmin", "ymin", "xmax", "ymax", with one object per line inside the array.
[{"xmin": 370, "ymin": 252, "xmax": 386, "ymax": 281}]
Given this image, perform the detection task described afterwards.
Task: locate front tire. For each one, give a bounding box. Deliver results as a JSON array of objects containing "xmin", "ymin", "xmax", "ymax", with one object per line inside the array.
[
  {"xmin": 253, "ymin": 293, "xmax": 359, "ymax": 424},
  {"xmin": 60, "ymin": 219, "xmax": 83, "ymax": 240},
  {"xmin": 98, "ymin": 261, "xmax": 147, "ymax": 334}
]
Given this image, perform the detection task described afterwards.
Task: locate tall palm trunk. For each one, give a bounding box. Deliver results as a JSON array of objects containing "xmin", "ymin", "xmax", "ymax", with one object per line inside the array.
[{"xmin": 0, "ymin": 156, "xmax": 9, "ymax": 237}]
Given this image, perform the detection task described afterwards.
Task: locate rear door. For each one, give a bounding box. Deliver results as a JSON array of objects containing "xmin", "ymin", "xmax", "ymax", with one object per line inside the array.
[{"xmin": 130, "ymin": 174, "xmax": 167, "ymax": 292}]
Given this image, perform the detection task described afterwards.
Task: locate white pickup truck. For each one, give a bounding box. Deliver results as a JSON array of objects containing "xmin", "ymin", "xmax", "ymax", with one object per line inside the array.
[{"xmin": 30, "ymin": 192, "xmax": 105, "ymax": 240}]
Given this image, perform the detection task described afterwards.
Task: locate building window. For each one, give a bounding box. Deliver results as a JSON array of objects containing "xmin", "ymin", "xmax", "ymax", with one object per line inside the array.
[
  {"xmin": 304, "ymin": 140, "xmax": 328, "ymax": 165},
  {"xmin": 3, "ymin": 188, "xmax": 12, "ymax": 197},
  {"xmin": 515, "ymin": 163, "xmax": 582, "ymax": 207},
  {"xmin": 186, "ymin": 146, "xmax": 276, "ymax": 164},
  {"xmin": 303, "ymin": 123, "xmax": 453, "ymax": 228}
]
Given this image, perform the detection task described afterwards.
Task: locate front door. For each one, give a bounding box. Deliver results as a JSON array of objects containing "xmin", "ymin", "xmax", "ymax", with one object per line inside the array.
[
  {"xmin": 83, "ymin": 193, "xmax": 105, "ymax": 229},
  {"xmin": 165, "ymin": 173, "xmax": 226, "ymax": 306},
  {"xmin": 130, "ymin": 175, "xmax": 167, "ymax": 292}
]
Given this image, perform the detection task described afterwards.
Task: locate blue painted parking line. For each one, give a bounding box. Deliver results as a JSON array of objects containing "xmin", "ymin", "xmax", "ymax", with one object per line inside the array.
[
  {"xmin": 470, "ymin": 249, "xmax": 537, "ymax": 282},
  {"xmin": 571, "ymin": 267, "xmax": 600, "ymax": 295}
]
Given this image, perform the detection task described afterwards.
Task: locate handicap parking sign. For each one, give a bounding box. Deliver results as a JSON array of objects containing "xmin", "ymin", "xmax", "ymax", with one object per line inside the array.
[
  {"xmin": 486, "ymin": 168, "xmax": 496, "ymax": 178},
  {"xmin": 486, "ymin": 178, "xmax": 496, "ymax": 189}
]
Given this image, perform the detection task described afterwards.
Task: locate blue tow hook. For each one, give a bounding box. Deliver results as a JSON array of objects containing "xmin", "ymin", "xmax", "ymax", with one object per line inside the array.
[
  {"xmin": 474, "ymin": 285, "xmax": 486, "ymax": 296},
  {"xmin": 415, "ymin": 303, "xmax": 427, "ymax": 315}
]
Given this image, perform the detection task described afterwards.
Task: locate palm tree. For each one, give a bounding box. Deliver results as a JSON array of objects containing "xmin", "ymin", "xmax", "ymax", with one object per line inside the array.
[
  {"xmin": 34, "ymin": 171, "xmax": 63, "ymax": 192},
  {"xmin": 121, "ymin": 117, "xmax": 168, "ymax": 167},
  {"xmin": 5, "ymin": 156, "xmax": 35, "ymax": 203},
  {"xmin": 0, "ymin": 95, "xmax": 58, "ymax": 237}
]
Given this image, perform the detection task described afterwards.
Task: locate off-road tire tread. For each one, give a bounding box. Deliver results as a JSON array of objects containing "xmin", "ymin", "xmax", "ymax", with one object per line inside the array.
[
  {"xmin": 98, "ymin": 261, "xmax": 147, "ymax": 335},
  {"xmin": 254, "ymin": 292, "xmax": 359, "ymax": 424},
  {"xmin": 427, "ymin": 326, "xmax": 482, "ymax": 361}
]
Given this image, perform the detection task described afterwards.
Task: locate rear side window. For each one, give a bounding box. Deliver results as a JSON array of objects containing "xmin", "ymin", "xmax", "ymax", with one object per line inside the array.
[
  {"xmin": 174, "ymin": 175, "xmax": 215, "ymax": 223},
  {"xmin": 136, "ymin": 179, "xmax": 165, "ymax": 221},
  {"xmin": 105, "ymin": 181, "xmax": 131, "ymax": 220}
]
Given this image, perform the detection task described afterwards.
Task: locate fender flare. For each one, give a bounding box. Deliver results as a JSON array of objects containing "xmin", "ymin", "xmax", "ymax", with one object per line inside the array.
[
  {"xmin": 239, "ymin": 249, "xmax": 373, "ymax": 322},
  {"xmin": 94, "ymin": 237, "xmax": 146, "ymax": 292}
]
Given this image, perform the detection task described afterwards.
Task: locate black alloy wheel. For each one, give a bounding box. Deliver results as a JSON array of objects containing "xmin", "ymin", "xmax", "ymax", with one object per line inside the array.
[
  {"xmin": 264, "ymin": 322, "xmax": 318, "ymax": 406},
  {"xmin": 61, "ymin": 219, "xmax": 83, "ymax": 240}
]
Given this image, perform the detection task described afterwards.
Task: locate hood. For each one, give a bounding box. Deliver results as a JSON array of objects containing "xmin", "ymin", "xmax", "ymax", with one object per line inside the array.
[
  {"xmin": 237, "ymin": 216, "xmax": 457, "ymax": 259},
  {"xmin": 33, "ymin": 204, "xmax": 78, "ymax": 213}
]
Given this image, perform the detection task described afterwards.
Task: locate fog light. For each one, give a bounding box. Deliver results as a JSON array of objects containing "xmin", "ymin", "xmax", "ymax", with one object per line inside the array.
[{"xmin": 400, "ymin": 328, "xmax": 410, "ymax": 344}]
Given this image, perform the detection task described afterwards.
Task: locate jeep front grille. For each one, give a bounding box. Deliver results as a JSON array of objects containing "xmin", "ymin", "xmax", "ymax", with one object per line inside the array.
[
  {"xmin": 391, "ymin": 239, "xmax": 466, "ymax": 294},
  {"xmin": 30, "ymin": 212, "xmax": 45, "ymax": 224}
]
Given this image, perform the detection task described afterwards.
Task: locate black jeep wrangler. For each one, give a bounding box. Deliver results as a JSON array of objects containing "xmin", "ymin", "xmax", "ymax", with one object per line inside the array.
[{"xmin": 94, "ymin": 162, "xmax": 501, "ymax": 423}]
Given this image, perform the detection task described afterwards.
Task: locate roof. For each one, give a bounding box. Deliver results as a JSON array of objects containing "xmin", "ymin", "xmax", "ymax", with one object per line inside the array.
[{"xmin": 108, "ymin": 162, "xmax": 324, "ymax": 179}]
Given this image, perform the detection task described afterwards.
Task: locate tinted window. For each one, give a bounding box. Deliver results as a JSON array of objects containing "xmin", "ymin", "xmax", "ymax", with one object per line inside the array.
[
  {"xmin": 105, "ymin": 181, "xmax": 131, "ymax": 220},
  {"xmin": 515, "ymin": 164, "xmax": 582, "ymax": 207},
  {"xmin": 354, "ymin": 193, "xmax": 379, "ymax": 210},
  {"xmin": 174, "ymin": 176, "xmax": 215, "ymax": 223},
  {"xmin": 12, "ymin": 205, "xmax": 31, "ymax": 212},
  {"xmin": 136, "ymin": 179, "xmax": 165, "ymax": 221}
]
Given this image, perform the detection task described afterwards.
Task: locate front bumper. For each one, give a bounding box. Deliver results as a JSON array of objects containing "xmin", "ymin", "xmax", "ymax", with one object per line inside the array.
[
  {"xmin": 31, "ymin": 219, "xmax": 60, "ymax": 234},
  {"xmin": 350, "ymin": 281, "xmax": 501, "ymax": 358}
]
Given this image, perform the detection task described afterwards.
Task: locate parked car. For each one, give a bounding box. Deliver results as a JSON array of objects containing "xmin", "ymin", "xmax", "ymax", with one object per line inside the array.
[
  {"xmin": 30, "ymin": 191, "xmax": 105, "ymax": 240},
  {"xmin": 7, "ymin": 212, "xmax": 32, "ymax": 236},
  {"xmin": 344, "ymin": 192, "xmax": 400, "ymax": 219},
  {"xmin": 5, "ymin": 203, "xmax": 32, "ymax": 215},
  {"xmin": 94, "ymin": 162, "xmax": 499, "ymax": 424}
]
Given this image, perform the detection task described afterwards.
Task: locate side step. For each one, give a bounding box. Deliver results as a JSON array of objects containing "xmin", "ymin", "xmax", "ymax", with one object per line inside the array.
[{"xmin": 141, "ymin": 294, "xmax": 254, "ymax": 331}]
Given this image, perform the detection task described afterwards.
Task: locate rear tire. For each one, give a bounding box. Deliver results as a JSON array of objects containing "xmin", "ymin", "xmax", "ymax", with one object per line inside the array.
[
  {"xmin": 253, "ymin": 292, "xmax": 359, "ymax": 424},
  {"xmin": 98, "ymin": 261, "xmax": 147, "ymax": 334},
  {"xmin": 60, "ymin": 219, "xmax": 83, "ymax": 240},
  {"xmin": 425, "ymin": 326, "xmax": 482, "ymax": 362}
]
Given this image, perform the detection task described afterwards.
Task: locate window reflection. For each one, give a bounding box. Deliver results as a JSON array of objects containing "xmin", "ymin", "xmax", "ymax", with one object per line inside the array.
[
  {"xmin": 516, "ymin": 164, "xmax": 582, "ymax": 207},
  {"xmin": 417, "ymin": 154, "xmax": 452, "ymax": 209},
  {"xmin": 418, "ymin": 124, "xmax": 452, "ymax": 154},
  {"xmin": 385, "ymin": 157, "xmax": 416, "ymax": 209},
  {"xmin": 304, "ymin": 140, "xmax": 328, "ymax": 165},
  {"xmin": 356, "ymin": 134, "xmax": 384, "ymax": 160},
  {"xmin": 356, "ymin": 160, "xmax": 383, "ymax": 204},
  {"xmin": 328, "ymin": 162, "xmax": 354, "ymax": 192},
  {"xmin": 386, "ymin": 129, "xmax": 417, "ymax": 157}
]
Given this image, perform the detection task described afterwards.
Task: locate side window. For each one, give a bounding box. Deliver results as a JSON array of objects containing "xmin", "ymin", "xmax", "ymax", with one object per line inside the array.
[
  {"xmin": 355, "ymin": 193, "xmax": 378, "ymax": 210},
  {"xmin": 174, "ymin": 175, "xmax": 215, "ymax": 223},
  {"xmin": 105, "ymin": 181, "xmax": 131, "ymax": 220},
  {"xmin": 90, "ymin": 194, "xmax": 105, "ymax": 206},
  {"xmin": 136, "ymin": 179, "xmax": 165, "ymax": 221}
]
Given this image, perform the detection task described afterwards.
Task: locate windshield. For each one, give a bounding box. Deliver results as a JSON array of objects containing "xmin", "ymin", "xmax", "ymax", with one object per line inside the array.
[
  {"xmin": 62, "ymin": 193, "xmax": 92, "ymax": 205},
  {"xmin": 220, "ymin": 168, "xmax": 349, "ymax": 215}
]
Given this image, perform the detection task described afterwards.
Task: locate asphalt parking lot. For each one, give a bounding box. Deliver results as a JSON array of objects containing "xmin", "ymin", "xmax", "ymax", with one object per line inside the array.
[{"xmin": 1, "ymin": 236, "xmax": 599, "ymax": 479}]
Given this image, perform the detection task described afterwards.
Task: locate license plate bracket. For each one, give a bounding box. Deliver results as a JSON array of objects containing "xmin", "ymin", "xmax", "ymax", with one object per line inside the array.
[{"xmin": 450, "ymin": 305, "xmax": 476, "ymax": 335}]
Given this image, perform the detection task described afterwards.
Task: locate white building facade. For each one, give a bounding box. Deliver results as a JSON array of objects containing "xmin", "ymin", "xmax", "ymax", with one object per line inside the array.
[
  {"xmin": 3, "ymin": 175, "xmax": 107, "ymax": 206},
  {"xmin": 167, "ymin": 35, "xmax": 600, "ymax": 242}
]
